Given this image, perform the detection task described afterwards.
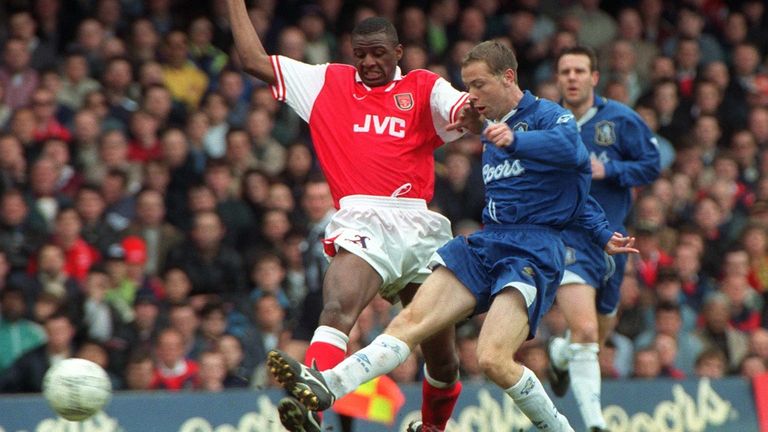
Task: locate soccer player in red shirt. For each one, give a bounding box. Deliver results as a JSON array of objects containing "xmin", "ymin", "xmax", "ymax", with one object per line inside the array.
[{"xmin": 227, "ymin": 1, "xmax": 480, "ymax": 431}]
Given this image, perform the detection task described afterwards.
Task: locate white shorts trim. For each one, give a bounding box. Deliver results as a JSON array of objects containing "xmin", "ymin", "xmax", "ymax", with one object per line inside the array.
[
  {"xmin": 560, "ymin": 270, "xmax": 588, "ymax": 286},
  {"xmin": 505, "ymin": 282, "xmax": 536, "ymax": 307}
]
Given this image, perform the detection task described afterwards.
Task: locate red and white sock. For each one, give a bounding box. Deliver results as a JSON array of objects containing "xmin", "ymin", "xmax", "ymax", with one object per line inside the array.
[
  {"xmin": 304, "ymin": 326, "xmax": 349, "ymax": 421},
  {"xmin": 421, "ymin": 366, "xmax": 462, "ymax": 431}
]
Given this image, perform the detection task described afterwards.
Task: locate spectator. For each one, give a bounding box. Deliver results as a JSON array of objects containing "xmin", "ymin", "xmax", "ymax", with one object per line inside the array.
[
  {"xmin": 150, "ymin": 327, "xmax": 199, "ymax": 391},
  {"xmin": 167, "ymin": 301, "xmax": 201, "ymax": 357},
  {"xmin": 635, "ymin": 301, "xmax": 703, "ymax": 375},
  {"xmin": 674, "ymin": 242, "xmax": 717, "ymax": 311},
  {"xmin": 241, "ymin": 293, "xmax": 289, "ymax": 387},
  {"xmin": 188, "ymin": 17, "xmax": 228, "ymax": 82},
  {"xmin": 632, "ymin": 347, "xmax": 662, "ymax": 379},
  {"xmin": 122, "ymin": 351, "xmax": 154, "ymax": 392},
  {"xmin": 40, "ymin": 138, "xmax": 82, "ymax": 199},
  {"xmin": 731, "ymin": 130, "xmax": 760, "ymax": 188},
  {"xmin": 82, "ymin": 266, "xmax": 122, "ymax": 344},
  {"xmin": 75, "ymin": 185, "xmax": 121, "ymax": 255},
  {"xmin": 203, "ymin": 158, "xmax": 254, "ymax": 248},
  {"xmin": 432, "ymin": 150, "xmax": 485, "ymax": 226},
  {"xmin": 111, "ymin": 292, "xmax": 160, "ymax": 373},
  {"xmin": 99, "ymin": 169, "xmax": 134, "ymax": 230},
  {"xmin": 26, "ymin": 158, "xmax": 73, "ymax": 231},
  {"xmin": 30, "ymin": 87, "xmax": 71, "ymax": 144},
  {"xmin": 160, "ymin": 267, "xmax": 193, "ymax": 307},
  {"xmin": 661, "ymin": 6, "xmax": 723, "ymax": 65},
  {"xmin": 128, "ymin": 18, "xmax": 160, "ymax": 66},
  {"xmin": 58, "ymin": 51, "xmax": 101, "ymax": 110},
  {"xmin": 0, "ymin": 189, "xmax": 48, "ymax": 273},
  {"xmin": 279, "ymin": 142, "xmax": 316, "ymax": 207},
  {"xmin": 217, "ymin": 333, "xmax": 251, "ymax": 388},
  {"xmin": 161, "ymin": 31, "xmax": 208, "ymax": 111},
  {"xmin": 190, "ymin": 300, "xmax": 229, "ymax": 360},
  {"xmin": 127, "ymin": 110, "xmax": 162, "ymax": 163},
  {"xmin": 694, "ymin": 348, "xmax": 728, "ymax": 379},
  {"xmin": 0, "ymin": 38, "xmax": 39, "ymax": 110},
  {"xmin": 632, "ymin": 222, "xmax": 674, "ymax": 288},
  {"xmin": 0, "ymin": 313, "xmax": 76, "ymax": 393},
  {"xmin": 165, "ymin": 210, "xmax": 246, "ymax": 300},
  {"xmin": 0, "ymin": 286, "xmax": 46, "ymax": 373},
  {"xmin": 739, "ymin": 354, "xmax": 766, "ymax": 380},
  {"xmin": 100, "ymin": 57, "xmax": 139, "ymax": 126},
  {"xmin": 650, "ymin": 266, "xmax": 697, "ymax": 331},
  {"xmin": 0, "ymin": 134, "xmax": 27, "ymax": 191},
  {"xmin": 653, "ymin": 333, "xmax": 685, "ymax": 379},
  {"xmin": 124, "ymin": 189, "xmax": 183, "ymax": 277},
  {"xmin": 217, "ymin": 70, "xmax": 249, "ymax": 128},
  {"xmin": 195, "ymin": 349, "xmax": 229, "ymax": 391},
  {"xmin": 720, "ymin": 273, "xmax": 763, "ymax": 333},
  {"xmin": 244, "ymin": 109, "xmax": 286, "ymax": 177},
  {"xmin": 695, "ymin": 292, "xmax": 750, "ymax": 373}
]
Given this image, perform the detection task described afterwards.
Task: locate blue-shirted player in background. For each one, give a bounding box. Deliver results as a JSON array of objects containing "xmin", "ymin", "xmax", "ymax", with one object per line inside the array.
[
  {"xmin": 548, "ymin": 46, "xmax": 661, "ymax": 432},
  {"xmin": 264, "ymin": 41, "xmax": 638, "ymax": 432}
]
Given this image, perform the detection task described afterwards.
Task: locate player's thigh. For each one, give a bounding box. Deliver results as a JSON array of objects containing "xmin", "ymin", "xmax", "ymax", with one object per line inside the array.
[
  {"xmin": 387, "ymin": 266, "xmax": 475, "ymax": 347},
  {"xmin": 322, "ymin": 249, "xmax": 382, "ymax": 319},
  {"xmin": 477, "ymin": 288, "xmax": 530, "ymax": 364},
  {"xmin": 557, "ymin": 283, "xmax": 599, "ymax": 341}
]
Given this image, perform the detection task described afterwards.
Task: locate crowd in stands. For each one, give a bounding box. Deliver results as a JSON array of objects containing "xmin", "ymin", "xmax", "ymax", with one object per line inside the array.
[{"xmin": 1, "ymin": 0, "xmax": 768, "ymax": 394}]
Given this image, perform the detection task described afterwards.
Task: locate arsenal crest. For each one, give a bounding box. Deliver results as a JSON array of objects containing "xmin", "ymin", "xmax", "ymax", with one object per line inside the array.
[
  {"xmin": 594, "ymin": 120, "xmax": 616, "ymax": 146},
  {"xmin": 394, "ymin": 93, "xmax": 414, "ymax": 111}
]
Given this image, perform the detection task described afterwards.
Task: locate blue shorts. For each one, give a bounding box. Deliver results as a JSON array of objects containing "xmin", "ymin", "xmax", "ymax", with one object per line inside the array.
[
  {"xmin": 434, "ymin": 225, "xmax": 564, "ymax": 340},
  {"xmin": 561, "ymin": 230, "xmax": 627, "ymax": 315}
]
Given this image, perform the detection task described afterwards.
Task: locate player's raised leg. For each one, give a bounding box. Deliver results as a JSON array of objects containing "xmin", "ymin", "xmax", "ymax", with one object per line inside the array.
[
  {"xmin": 479, "ymin": 288, "xmax": 574, "ymax": 432},
  {"xmin": 269, "ymin": 267, "xmax": 475, "ymax": 410},
  {"xmin": 400, "ymin": 284, "xmax": 462, "ymax": 432}
]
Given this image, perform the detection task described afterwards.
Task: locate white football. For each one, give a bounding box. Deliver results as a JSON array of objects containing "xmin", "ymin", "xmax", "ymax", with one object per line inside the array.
[{"xmin": 42, "ymin": 358, "xmax": 112, "ymax": 421}]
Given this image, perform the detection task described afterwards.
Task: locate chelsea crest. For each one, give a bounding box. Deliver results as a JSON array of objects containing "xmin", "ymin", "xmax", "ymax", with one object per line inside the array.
[{"xmin": 594, "ymin": 120, "xmax": 616, "ymax": 146}]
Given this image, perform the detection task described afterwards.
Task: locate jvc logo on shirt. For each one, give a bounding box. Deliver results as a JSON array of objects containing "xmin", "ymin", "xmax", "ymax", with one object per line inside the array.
[
  {"xmin": 353, "ymin": 114, "xmax": 406, "ymax": 138},
  {"xmin": 482, "ymin": 159, "xmax": 525, "ymax": 184}
]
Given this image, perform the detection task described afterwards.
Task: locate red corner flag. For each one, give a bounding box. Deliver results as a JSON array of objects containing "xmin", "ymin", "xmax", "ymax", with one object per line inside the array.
[{"xmin": 333, "ymin": 376, "xmax": 406, "ymax": 425}]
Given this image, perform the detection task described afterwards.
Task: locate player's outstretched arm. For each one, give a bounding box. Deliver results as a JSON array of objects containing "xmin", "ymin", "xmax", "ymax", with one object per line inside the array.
[{"xmin": 226, "ymin": 0, "xmax": 276, "ymax": 85}]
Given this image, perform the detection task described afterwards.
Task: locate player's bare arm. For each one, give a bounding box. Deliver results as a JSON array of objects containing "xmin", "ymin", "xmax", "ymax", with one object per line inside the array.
[
  {"xmin": 604, "ymin": 232, "xmax": 638, "ymax": 255},
  {"xmin": 226, "ymin": 0, "xmax": 276, "ymax": 85}
]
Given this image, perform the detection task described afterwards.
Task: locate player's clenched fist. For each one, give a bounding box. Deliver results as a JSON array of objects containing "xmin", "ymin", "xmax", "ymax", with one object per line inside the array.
[{"xmin": 484, "ymin": 122, "xmax": 514, "ymax": 148}]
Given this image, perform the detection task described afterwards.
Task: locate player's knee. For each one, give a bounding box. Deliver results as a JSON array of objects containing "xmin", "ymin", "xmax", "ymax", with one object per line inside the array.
[
  {"xmin": 570, "ymin": 321, "xmax": 599, "ymax": 343},
  {"xmin": 425, "ymin": 353, "xmax": 459, "ymax": 382},
  {"xmin": 477, "ymin": 348, "xmax": 511, "ymax": 381}
]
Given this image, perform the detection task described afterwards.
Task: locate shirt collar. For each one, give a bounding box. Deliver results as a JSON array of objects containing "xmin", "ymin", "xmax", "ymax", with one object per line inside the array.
[
  {"xmin": 497, "ymin": 90, "xmax": 535, "ymax": 124},
  {"xmin": 355, "ymin": 67, "xmax": 403, "ymax": 92}
]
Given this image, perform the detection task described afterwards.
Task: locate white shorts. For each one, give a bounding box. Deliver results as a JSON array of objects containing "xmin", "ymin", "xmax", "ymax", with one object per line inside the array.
[{"xmin": 324, "ymin": 195, "xmax": 453, "ymax": 301}]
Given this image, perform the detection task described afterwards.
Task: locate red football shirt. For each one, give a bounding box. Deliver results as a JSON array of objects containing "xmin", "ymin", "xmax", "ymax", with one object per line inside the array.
[{"xmin": 270, "ymin": 56, "xmax": 468, "ymax": 207}]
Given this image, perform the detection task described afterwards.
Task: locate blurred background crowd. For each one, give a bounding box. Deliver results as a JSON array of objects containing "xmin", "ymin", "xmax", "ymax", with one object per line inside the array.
[{"xmin": 1, "ymin": 0, "xmax": 768, "ymax": 395}]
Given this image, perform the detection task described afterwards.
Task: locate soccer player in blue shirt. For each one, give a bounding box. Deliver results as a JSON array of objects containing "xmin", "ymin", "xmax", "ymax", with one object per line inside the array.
[
  {"xmin": 548, "ymin": 46, "xmax": 661, "ymax": 432},
  {"xmin": 265, "ymin": 41, "xmax": 637, "ymax": 432}
]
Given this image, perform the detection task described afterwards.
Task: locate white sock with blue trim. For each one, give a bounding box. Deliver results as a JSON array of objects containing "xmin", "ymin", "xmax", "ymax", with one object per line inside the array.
[{"xmin": 322, "ymin": 334, "xmax": 410, "ymax": 398}]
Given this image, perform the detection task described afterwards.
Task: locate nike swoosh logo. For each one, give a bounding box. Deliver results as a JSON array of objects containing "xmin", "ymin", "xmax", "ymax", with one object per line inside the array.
[{"xmin": 353, "ymin": 94, "xmax": 367, "ymax": 100}]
